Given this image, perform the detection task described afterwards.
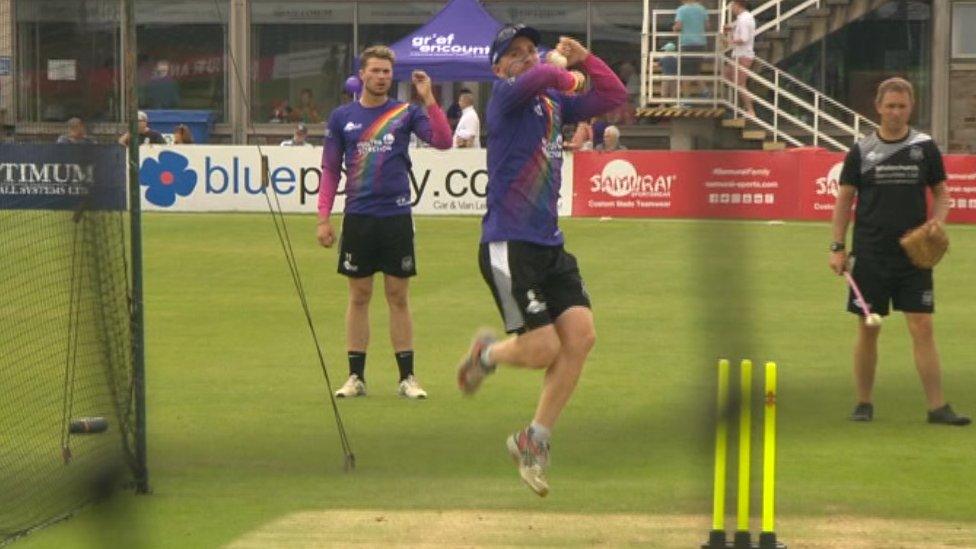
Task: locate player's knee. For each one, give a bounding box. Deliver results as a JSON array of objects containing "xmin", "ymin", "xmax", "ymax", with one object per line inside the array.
[
  {"xmin": 349, "ymin": 287, "xmax": 373, "ymax": 307},
  {"xmin": 576, "ymin": 325, "xmax": 596, "ymax": 354},
  {"xmin": 523, "ymin": 333, "xmax": 561, "ymax": 368},
  {"xmin": 384, "ymin": 287, "xmax": 408, "ymax": 309},
  {"xmin": 907, "ymin": 316, "xmax": 934, "ymax": 341}
]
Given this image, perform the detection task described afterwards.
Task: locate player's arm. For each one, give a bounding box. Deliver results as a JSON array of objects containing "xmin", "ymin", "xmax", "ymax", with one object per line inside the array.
[
  {"xmin": 317, "ymin": 113, "xmax": 344, "ymax": 248},
  {"xmin": 409, "ymin": 70, "xmax": 452, "ymax": 150},
  {"xmin": 557, "ymin": 37, "xmax": 628, "ymax": 124},
  {"xmin": 926, "ymin": 142, "xmax": 951, "ymax": 225},
  {"xmin": 493, "ymin": 63, "xmax": 581, "ymax": 113},
  {"xmin": 930, "ymin": 182, "xmax": 951, "ymax": 224},
  {"xmin": 829, "ymin": 146, "xmax": 860, "ymax": 274}
]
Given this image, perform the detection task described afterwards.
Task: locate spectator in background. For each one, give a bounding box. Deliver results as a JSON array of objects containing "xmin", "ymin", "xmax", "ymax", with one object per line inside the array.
[
  {"xmin": 595, "ymin": 125, "xmax": 626, "ymax": 151},
  {"xmin": 118, "ymin": 111, "xmax": 166, "ymax": 146},
  {"xmin": 446, "ymin": 89, "xmax": 466, "ymax": 131},
  {"xmin": 617, "ymin": 61, "xmax": 639, "ymax": 107},
  {"xmin": 591, "ymin": 115, "xmax": 609, "ymax": 149},
  {"xmin": 271, "ymin": 99, "xmax": 293, "ymax": 123},
  {"xmin": 674, "ymin": 0, "xmax": 709, "ymax": 99},
  {"xmin": 564, "ymin": 120, "xmax": 593, "ymax": 151},
  {"xmin": 57, "ymin": 117, "xmax": 96, "ymax": 144},
  {"xmin": 453, "ymin": 89, "xmax": 480, "ymax": 148},
  {"xmin": 280, "ymin": 123, "xmax": 312, "ymax": 147},
  {"xmin": 725, "ymin": 0, "xmax": 756, "ymax": 117},
  {"xmin": 657, "ymin": 42, "xmax": 679, "ymax": 100},
  {"xmin": 143, "ymin": 59, "xmax": 181, "ymax": 109},
  {"xmin": 291, "ymin": 88, "xmax": 322, "ymax": 124},
  {"xmin": 172, "ymin": 124, "xmax": 194, "ymax": 145}
]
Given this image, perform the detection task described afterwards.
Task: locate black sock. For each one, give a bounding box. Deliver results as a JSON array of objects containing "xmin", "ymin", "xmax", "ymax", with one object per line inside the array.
[
  {"xmin": 348, "ymin": 351, "xmax": 366, "ymax": 382},
  {"xmin": 395, "ymin": 351, "xmax": 414, "ymax": 381}
]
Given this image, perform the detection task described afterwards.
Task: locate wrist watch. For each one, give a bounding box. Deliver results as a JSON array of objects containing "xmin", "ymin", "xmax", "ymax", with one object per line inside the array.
[{"xmin": 829, "ymin": 241, "xmax": 846, "ymax": 252}]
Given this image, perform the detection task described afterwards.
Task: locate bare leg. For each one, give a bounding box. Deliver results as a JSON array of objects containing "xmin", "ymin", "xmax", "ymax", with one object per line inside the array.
[
  {"xmin": 533, "ymin": 307, "xmax": 596, "ymax": 429},
  {"xmin": 905, "ymin": 312, "xmax": 945, "ymax": 409},
  {"xmin": 737, "ymin": 57, "xmax": 755, "ymax": 116},
  {"xmin": 486, "ymin": 325, "xmax": 561, "ymax": 370},
  {"xmin": 383, "ymin": 275, "xmax": 412, "ymax": 353},
  {"xmin": 346, "ymin": 277, "xmax": 373, "ymax": 352},
  {"xmin": 853, "ymin": 317, "xmax": 881, "ymax": 404}
]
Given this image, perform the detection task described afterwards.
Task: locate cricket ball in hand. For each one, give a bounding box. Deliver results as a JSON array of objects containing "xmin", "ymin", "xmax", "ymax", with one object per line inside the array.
[
  {"xmin": 547, "ymin": 50, "xmax": 568, "ymax": 69},
  {"xmin": 865, "ymin": 313, "xmax": 883, "ymax": 327}
]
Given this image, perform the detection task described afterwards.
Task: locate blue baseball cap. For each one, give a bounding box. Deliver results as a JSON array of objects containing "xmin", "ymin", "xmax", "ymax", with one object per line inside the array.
[{"xmin": 489, "ymin": 24, "xmax": 541, "ymax": 66}]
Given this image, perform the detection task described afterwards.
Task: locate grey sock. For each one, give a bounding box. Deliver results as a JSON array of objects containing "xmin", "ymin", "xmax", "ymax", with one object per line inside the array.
[
  {"xmin": 479, "ymin": 344, "xmax": 494, "ymax": 370},
  {"xmin": 529, "ymin": 422, "xmax": 551, "ymax": 445}
]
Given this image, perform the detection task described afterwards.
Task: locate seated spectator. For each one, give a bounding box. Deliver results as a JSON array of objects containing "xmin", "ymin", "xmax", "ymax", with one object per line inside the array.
[
  {"xmin": 173, "ymin": 124, "xmax": 194, "ymax": 145},
  {"xmin": 291, "ymin": 89, "xmax": 322, "ymax": 124},
  {"xmin": 57, "ymin": 117, "xmax": 96, "ymax": 144},
  {"xmin": 118, "ymin": 111, "xmax": 166, "ymax": 146},
  {"xmin": 271, "ymin": 100, "xmax": 293, "ymax": 123},
  {"xmin": 280, "ymin": 123, "xmax": 312, "ymax": 147},
  {"xmin": 564, "ymin": 120, "xmax": 593, "ymax": 151},
  {"xmin": 595, "ymin": 125, "xmax": 626, "ymax": 152},
  {"xmin": 592, "ymin": 116, "xmax": 609, "ymax": 149}
]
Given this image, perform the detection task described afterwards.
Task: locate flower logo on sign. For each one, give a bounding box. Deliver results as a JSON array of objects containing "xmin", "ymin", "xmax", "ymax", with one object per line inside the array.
[{"xmin": 139, "ymin": 151, "xmax": 197, "ymax": 207}]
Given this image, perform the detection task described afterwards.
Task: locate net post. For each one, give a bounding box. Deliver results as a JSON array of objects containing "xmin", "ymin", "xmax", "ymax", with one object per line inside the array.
[{"xmin": 122, "ymin": 0, "xmax": 149, "ymax": 495}]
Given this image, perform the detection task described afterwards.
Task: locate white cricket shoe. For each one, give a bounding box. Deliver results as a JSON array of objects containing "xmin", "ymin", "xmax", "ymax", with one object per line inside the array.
[
  {"xmin": 335, "ymin": 374, "xmax": 366, "ymax": 398},
  {"xmin": 506, "ymin": 428, "xmax": 550, "ymax": 497},
  {"xmin": 397, "ymin": 375, "xmax": 428, "ymax": 399}
]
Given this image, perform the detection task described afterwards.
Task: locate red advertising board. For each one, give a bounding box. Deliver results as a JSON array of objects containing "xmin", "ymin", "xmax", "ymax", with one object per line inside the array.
[
  {"xmin": 573, "ymin": 150, "xmax": 976, "ymax": 224},
  {"xmin": 945, "ymin": 155, "xmax": 976, "ymax": 224},
  {"xmin": 573, "ymin": 151, "xmax": 796, "ymax": 219}
]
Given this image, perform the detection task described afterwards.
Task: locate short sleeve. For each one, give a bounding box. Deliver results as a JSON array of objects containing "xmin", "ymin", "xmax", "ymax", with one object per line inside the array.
[
  {"xmin": 839, "ymin": 145, "xmax": 862, "ymax": 188},
  {"xmin": 924, "ymin": 141, "xmax": 947, "ymax": 187}
]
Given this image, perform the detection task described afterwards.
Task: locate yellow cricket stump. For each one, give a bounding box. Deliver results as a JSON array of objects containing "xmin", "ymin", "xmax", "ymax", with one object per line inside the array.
[
  {"xmin": 703, "ymin": 359, "xmax": 785, "ymax": 549},
  {"xmin": 734, "ymin": 360, "xmax": 753, "ymax": 548},
  {"xmin": 711, "ymin": 359, "xmax": 730, "ymax": 532},
  {"xmin": 759, "ymin": 361, "xmax": 780, "ymax": 549}
]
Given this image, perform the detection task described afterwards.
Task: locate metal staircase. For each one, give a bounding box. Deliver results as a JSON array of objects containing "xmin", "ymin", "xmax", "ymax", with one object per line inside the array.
[
  {"xmin": 639, "ymin": 0, "xmax": 879, "ymax": 151},
  {"xmin": 752, "ymin": 0, "xmax": 889, "ymax": 65}
]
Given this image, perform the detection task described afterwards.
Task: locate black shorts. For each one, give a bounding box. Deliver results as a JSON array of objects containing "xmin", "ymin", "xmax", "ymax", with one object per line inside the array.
[
  {"xmin": 478, "ymin": 241, "xmax": 591, "ymax": 334},
  {"xmin": 337, "ymin": 214, "xmax": 416, "ymax": 278},
  {"xmin": 846, "ymin": 254, "xmax": 934, "ymax": 316}
]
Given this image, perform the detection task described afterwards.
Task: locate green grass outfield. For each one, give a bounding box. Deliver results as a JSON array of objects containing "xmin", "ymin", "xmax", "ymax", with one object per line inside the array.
[{"xmin": 16, "ymin": 213, "xmax": 976, "ymax": 548}]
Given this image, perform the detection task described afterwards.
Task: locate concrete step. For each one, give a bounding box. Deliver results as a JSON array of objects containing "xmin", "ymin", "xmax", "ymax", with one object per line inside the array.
[
  {"xmin": 742, "ymin": 129, "xmax": 768, "ymax": 141},
  {"xmin": 763, "ymin": 140, "xmax": 788, "ymax": 151},
  {"xmin": 721, "ymin": 118, "xmax": 747, "ymax": 129},
  {"xmin": 787, "ymin": 17, "xmax": 812, "ymax": 29}
]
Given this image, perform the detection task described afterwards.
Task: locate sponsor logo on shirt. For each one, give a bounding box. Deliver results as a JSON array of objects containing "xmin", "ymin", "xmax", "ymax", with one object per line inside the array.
[
  {"xmin": 344, "ymin": 122, "xmax": 363, "ymax": 132},
  {"xmin": 909, "ymin": 146, "xmax": 924, "ymax": 161},
  {"xmin": 357, "ymin": 137, "xmax": 394, "ymax": 155}
]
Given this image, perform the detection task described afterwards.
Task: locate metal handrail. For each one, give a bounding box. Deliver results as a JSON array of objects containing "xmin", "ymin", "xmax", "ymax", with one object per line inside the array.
[
  {"xmin": 722, "ymin": 57, "xmax": 847, "ymax": 149},
  {"xmin": 750, "ymin": 0, "xmax": 822, "ymax": 34},
  {"xmin": 749, "ymin": 56, "xmax": 875, "ymax": 130},
  {"xmin": 641, "ymin": 1, "xmax": 875, "ymax": 151}
]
